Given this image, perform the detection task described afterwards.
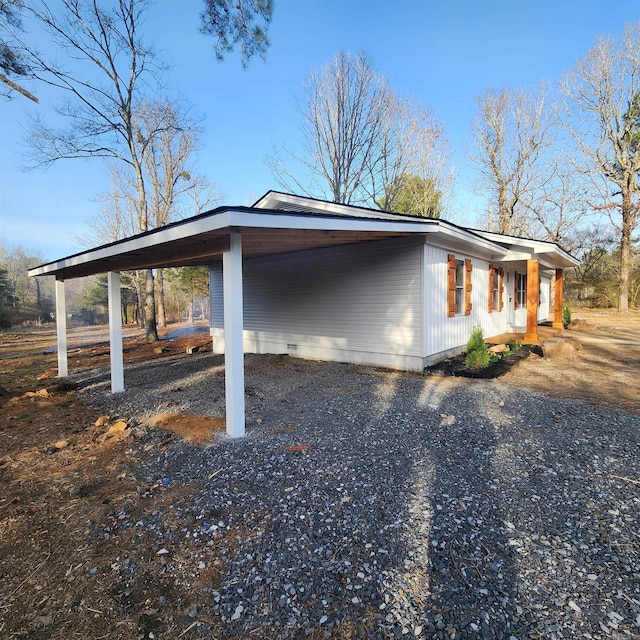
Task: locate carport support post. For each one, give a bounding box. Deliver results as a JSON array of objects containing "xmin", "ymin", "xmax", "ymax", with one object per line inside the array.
[
  {"xmin": 524, "ymin": 259, "xmax": 540, "ymax": 342},
  {"xmin": 223, "ymin": 232, "xmax": 245, "ymax": 438},
  {"xmin": 54, "ymin": 278, "xmax": 68, "ymax": 377},
  {"xmin": 107, "ymin": 271, "xmax": 124, "ymax": 393}
]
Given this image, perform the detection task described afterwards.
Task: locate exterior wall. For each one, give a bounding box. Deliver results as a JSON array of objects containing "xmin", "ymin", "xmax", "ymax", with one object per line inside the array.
[
  {"xmin": 422, "ymin": 244, "xmax": 508, "ymax": 364},
  {"xmin": 210, "ymin": 239, "xmax": 425, "ymax": 370},
  {"xmin": 538, "ymin": 275, "xmax": 551, "ymax": 322}
]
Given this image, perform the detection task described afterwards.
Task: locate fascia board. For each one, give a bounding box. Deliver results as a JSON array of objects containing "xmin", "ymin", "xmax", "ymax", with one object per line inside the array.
[
  {"xmin": 474, "ymin": 230, "xmax": 579, "ymax": 266},
  {"xmin": 431, "ymin": 224, "xmax": 508, "ymax": 257},
  {"xmin": 226, "ymin": 209, "xmax": 440, "ymax": 232},
  {"xmin": 29, "ymin": 211, "xmax": 235, "ymax": 277}
]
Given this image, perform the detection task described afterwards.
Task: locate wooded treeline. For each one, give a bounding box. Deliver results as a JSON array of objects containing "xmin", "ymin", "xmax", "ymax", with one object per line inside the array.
[
  {"xmin": 0, "ymin": 241, "xmax": 211, "ymax": 329},
  {"xmin": 1, "ymin": 2, "xmax": 638, "ymax": 331}
]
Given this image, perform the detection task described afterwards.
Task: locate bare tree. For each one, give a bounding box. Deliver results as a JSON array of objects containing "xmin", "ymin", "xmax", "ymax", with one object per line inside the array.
[
  {"xmin": 370, "ymin": 100, "xmax": 452, "ymax": 215},
  {"xmin": 520, "ymin": 157, "xmax": 591, "ymax": 248},
  {"xmin": 470, "ymin": 86, "xmax": 558, "ymax": 235},
  {"xmin": 276, "ymin": 51, "xmax": 391, "ymax": 204},
  {"xmin": 562, "ymin": 23, "xmax": 640, "ymax": 312},
  {"xmin": 17, "ymin": 0, "xmax": 166, "ymax": 340},
  {"xmin": 17, "ymin": 0, "xmax": 266, "ymax": 339},
  {"xmin": 269, "ymin": 51, "xmax": 450, "ymax": 210},
  {"xmin": 87, "ymin": 100, "xmax": 221, "ymax": 329}
]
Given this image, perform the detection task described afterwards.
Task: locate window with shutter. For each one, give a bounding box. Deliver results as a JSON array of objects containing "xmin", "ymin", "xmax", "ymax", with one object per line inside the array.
[
  {"xmin": 488, "ymin": 264, "xmax": 500, "ymax": 313},
  {"xmin": 498, "ymin": 268, "xmax": 504, "ymax": 311},
  {"xmin": 447, "ymin": 255, "xmax": 472, "ymax": 316}
]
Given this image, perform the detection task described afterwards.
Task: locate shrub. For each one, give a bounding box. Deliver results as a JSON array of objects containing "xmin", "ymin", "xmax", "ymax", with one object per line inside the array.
[
  {"xmin": 464, "ymin": 326, "xmax": 491, "ymax": 369},
  {"xmin": 562, "ymin": 304, "xmax": 572, "ymax": 328},
  {"xmin": 505, "ymin": 339, "xmax": 521, "ymax": 352}
]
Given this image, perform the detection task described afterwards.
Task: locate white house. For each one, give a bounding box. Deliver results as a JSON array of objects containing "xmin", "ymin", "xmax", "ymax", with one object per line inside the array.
[
  {"xmin": 209, "ymin": 192, "xmax": 576, "ymax": 370},
  {"xmin": 29, "ymin": 191, "xmax": 579, "ymax": 438}
]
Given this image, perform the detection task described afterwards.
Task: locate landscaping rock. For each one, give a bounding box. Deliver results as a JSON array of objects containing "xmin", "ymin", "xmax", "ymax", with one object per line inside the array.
[
  {"xmin": 104, "ymin": 420, "xmax": 128, "ymax": 438},
  {"xmin": 488, "ymin": 343, "xmax": 508, "ymax": 354},
  {"xmin": 542, "ymin": 336, "xmax": 582, "ymax": 360}
]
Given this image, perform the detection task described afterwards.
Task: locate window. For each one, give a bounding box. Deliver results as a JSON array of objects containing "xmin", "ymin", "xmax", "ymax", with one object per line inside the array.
[
  {"xmin": 515, "ymin": 272, "xmax": 527, "ymax": 308},
  {"xmin": 488, "ymin": 265, "xmax": 504, "ymax": 313},
  {"xmin": 447, "ymin": 255, "xmax": 472, "ymax": 317}
]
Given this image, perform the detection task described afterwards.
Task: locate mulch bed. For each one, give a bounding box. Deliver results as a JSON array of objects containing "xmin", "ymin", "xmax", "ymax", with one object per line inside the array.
[{"xmin": 425, "ymin": 344, "xmax": 543, "ymax": 379}]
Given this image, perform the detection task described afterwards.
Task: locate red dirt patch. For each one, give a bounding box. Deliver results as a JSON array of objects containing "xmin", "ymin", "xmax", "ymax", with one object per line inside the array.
[{"xmin": 146, "ymin": 412, "xmax": 226, "ymax": 444}]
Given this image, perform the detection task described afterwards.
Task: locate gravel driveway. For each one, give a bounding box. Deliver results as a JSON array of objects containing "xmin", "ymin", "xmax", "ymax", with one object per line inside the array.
[{"xmin": 76, "ymin": 352, "xmax": 640, "ymax": 639}]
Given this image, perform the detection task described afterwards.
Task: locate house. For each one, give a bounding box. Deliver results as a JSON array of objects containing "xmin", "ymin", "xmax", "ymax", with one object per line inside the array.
[{"xmin": 28, "ymin": 191, "xmax": 579, "ymax": 438}]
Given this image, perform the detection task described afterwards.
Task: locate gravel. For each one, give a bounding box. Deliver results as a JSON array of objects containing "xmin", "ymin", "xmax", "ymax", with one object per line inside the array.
[{"xmin": 76, "ymin": 352, "xmax": 640, "ymax": 639}]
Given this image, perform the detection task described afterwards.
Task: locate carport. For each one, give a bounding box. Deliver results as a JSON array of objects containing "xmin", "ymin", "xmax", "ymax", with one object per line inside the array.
[{"xmin": 28, "ymin": 203, "xmax": 440, "ymax": 438}]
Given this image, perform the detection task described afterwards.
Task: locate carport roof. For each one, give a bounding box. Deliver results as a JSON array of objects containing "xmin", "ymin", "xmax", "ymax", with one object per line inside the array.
[
  {"xmin": 28, "ymin": 192, "xmax": 512, "ymax": 280},
  {"xmin": 29, "ymin": 191, "xmax": 579, "ymax": 280}
]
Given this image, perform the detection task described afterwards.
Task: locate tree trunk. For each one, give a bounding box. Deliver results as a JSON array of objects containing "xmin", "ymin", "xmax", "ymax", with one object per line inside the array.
[
  {"xmin": 619, "ymin": 192, "xmax": 632, "ymax": 313},
  {"xmin": 135, "ymin": 272, "xmax": 144, "ymax": 329},
  {"xmin": 497, "ymin": 185, "xmax": 510, "ymax": 234},
  {"xmin": 156, "ymin": 268, "xmax": 166, "ymax": 329},
  {"xmin": 144, "ymin": 269, "xmax": 159, "ymax": 342},
  {"xmin": 188, "ymin": 297, "xmax": 194, "ymax": 324}
]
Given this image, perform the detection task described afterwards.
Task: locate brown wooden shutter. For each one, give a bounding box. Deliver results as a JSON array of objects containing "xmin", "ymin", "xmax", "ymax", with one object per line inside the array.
[
  {"xmin": 498, "ymin": 268, "xmax": 504, "ymax": 311},
  {"xmin": 447, "ymin": 254, "xmax": 456, "ymax": 317},
  {"xmin": 514, "ymin": 271, "xmax": 519, "ymax": 309},
  {"xmin": 488, "ymin": 264, "xmax": 495, "ymax": 313},
  {"xmin": 464, "ymin": 259, "xmax": 473, "ymax": 316}
]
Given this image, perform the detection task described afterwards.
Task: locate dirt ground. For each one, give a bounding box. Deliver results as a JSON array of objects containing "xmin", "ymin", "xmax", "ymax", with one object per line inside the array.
[
  {"xmin": 0, "ymin": 312, "xmax": 638, "ymax": 639},
  {"xmin": 500, "ymin": 309, "xmax": 640, "ymax": 414}
]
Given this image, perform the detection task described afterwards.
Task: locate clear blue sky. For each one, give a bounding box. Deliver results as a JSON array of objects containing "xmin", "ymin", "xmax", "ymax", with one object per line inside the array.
[{"xmin": 1, "ymin": 0, "xmax": 638, "ymax": 261}]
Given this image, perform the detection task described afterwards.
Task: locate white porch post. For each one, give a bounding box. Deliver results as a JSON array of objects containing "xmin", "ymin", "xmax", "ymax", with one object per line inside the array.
[
  {"xmin": 54, "ymin": 279, "xmax": 68, "ymax": 378},
  {"xmin": 107, "ymin": 271, "xmax": 124, "ymax": 393},
  {"xmin": 223, "ymin": 232, "xmax": 245, "ymax": 438}
]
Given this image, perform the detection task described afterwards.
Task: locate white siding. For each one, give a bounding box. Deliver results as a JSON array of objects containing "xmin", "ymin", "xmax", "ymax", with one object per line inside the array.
[
  {"xmin": 422, "ymin": 244, "xmax": 508, "ymax": 362},
  {"xmin": 538, "ymin": 276, "xmax": 551, "ymax": 322},
  {"xmin": 210, "ymin": 239, "xmax": 424, "ymax": 370}
]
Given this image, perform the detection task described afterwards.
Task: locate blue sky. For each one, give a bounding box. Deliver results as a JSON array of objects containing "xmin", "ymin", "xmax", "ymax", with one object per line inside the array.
[{"xmin": 1, "ymin": 0, "xmax": 638, "ymax": 260}]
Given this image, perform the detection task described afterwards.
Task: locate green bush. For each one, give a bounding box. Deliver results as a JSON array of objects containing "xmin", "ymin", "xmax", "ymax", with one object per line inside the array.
[
  {"xmin": 562, "ymin": 304, "xmax": 572, "ymax": 328},
  {"xmin": 505, "ymin": 339, "xmax": 521, "ymax": 352},
  {"xmin": 464, "ymin": 326, "xmax": 491, "ymax": 369}
]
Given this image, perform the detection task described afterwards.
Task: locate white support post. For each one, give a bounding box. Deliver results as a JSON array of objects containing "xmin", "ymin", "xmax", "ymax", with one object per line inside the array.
[
  {"xmin": 54, "ymin": 279, "xmax": 68, "ymax": 378},
  {"xmin": 223, "ymin": 232, "xmax": 245, "ymax": 438},
  {"xmin": 107, "ymin": 271, "xmax": 124, "ymax": 393}
]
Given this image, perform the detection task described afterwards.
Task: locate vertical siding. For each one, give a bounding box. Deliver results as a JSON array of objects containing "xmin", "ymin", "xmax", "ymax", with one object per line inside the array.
[
  {"xmin": 210, "ymin": 239, "xmax": 423, "ymax": 360},
  {"xmin": 538, "ymin": 276, "xmax": 551, "ymax": 322},
  {"xmin": 423, "ymin": 244, "xmax": 508, "ymax": 358}
]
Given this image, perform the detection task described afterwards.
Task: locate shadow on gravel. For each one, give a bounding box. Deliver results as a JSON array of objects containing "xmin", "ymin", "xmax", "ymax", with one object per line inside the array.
[
  {"xmin": 73, "ymin": 355, "xmax": 639, "ymax": 639},
  {"xmin": 122, "ymin": 364, "xmax": 531, "ymax": 639}
]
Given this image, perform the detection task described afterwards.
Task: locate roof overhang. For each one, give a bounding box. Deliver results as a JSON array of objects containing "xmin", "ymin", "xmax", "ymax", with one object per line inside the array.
[
  {"xmin": 28, "ymin": 207, "xmax": 446, "ymax": 280},
  {"xmin": 30, "ymin": 195, "xmax": 560, "ymax": 281},
  {"xmin": 472, "ymin": 230, "xmax": 580, "ymax": 269}
]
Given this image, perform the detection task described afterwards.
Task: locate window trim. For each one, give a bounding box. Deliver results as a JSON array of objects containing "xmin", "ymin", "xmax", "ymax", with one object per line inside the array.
[
  {"xmin": 515, "ymin": 272, "xmax": 527, "ymax": 309},
  {"xmin": 488, "ymin": 264, "xmax": 504, "ymax": 313}
]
